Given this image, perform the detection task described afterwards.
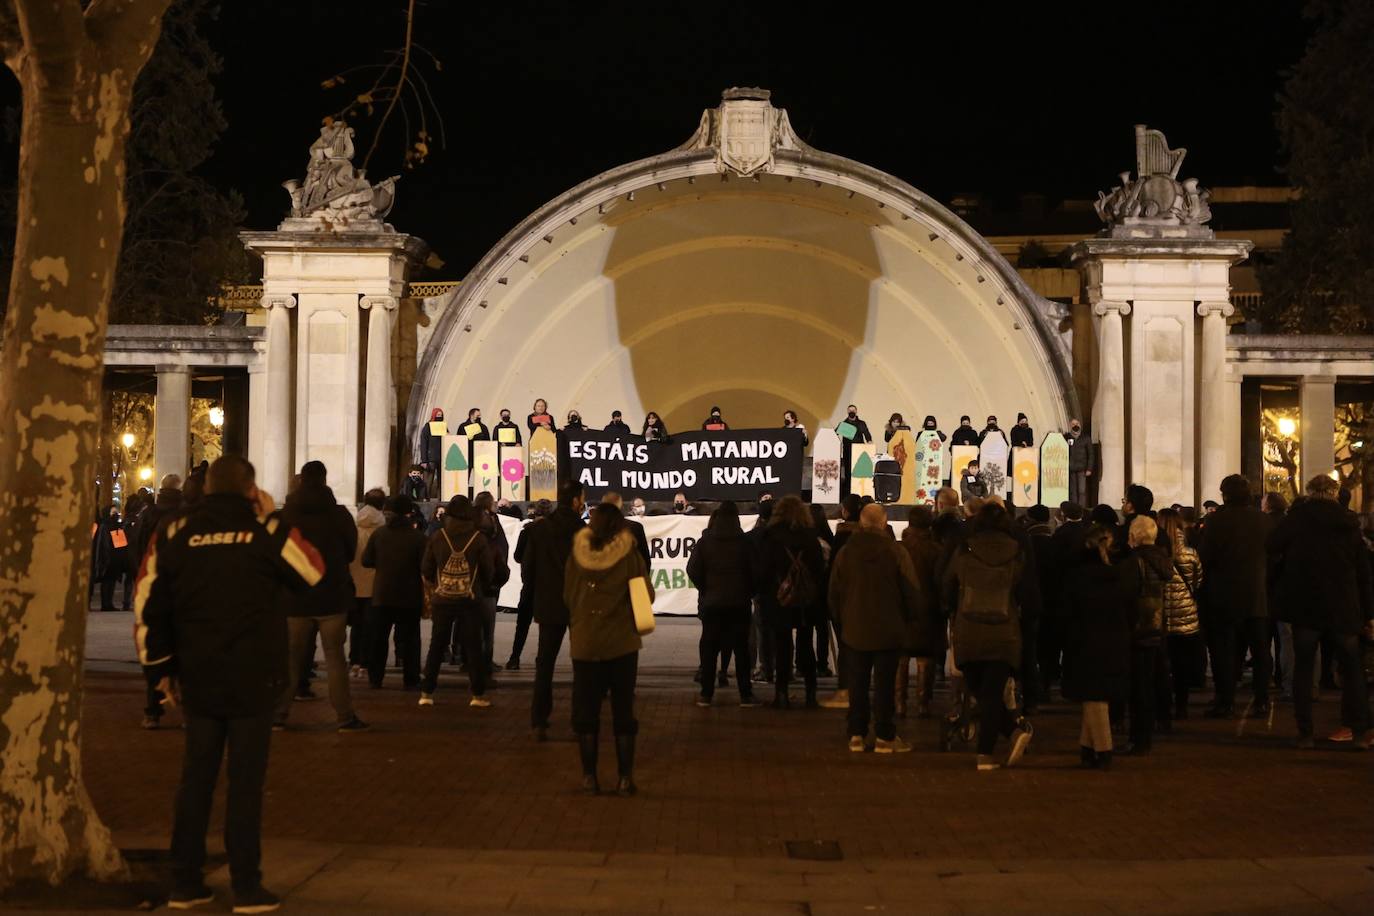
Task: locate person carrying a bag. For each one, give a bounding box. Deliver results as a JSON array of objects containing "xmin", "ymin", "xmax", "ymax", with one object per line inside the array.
[
  {"xmin": 1121, "ymin": 515, "xmax": 1173, "ymax": 754},
  {"xmin": 1157, "ymin": 508, "xmax": 1204, "ymax": 725},
  {"xmin": 563, "ymin": 503, "xmax": 655, "ymax": 796},
  {"xmin": 419, "ymin": 496, "xmax": 497, "ymax": 708},
  {"xmin": 759, "ymin": 495, "xmax": 826, "ymax": 708}
]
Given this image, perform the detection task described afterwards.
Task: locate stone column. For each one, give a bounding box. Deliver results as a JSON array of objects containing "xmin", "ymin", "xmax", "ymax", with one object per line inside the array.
[
  {"xmin": 1299, "ymin": 375, "xmax": 1337, "ymax": 484},
  {"xmin": 154, "ymin": 365, "xmax": 192, "ymax": 483},
  {"xmin": 1223, "ymin": 374, "xmax": 1242, "ymax": 493},
  {"xmin": 361, "ymin": 296, "xmax": 397, "ymax": 494},
  {"xmin": 261, "ymin": 296, "xmax": 296, "ymax": 502},
  {"xmin": 1197, "ymin": 301, "xmax": 1234, "ymax": 503},
  {"xmin": 1092, "ymin": 300, "xmax": 1130, "ymax": 508}
]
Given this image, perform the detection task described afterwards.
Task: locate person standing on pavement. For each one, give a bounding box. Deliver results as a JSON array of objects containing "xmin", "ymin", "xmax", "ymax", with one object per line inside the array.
[
  {"xmin": 1267, "ymin": 474, "xmax": 1374, "ymax": 749},
  {"xmin": 348, "ymin": 489, "xmax": 386, "ymax": 679},
  {"xmin": 942, "ymin": 501, "xmax": 1035, "ymax": 770},
  {"xmin": 135, "ymin": 454, "xmax": 323, "ymax": 913},
  {"xmin": 897, "ymin": 505, "xmax": 945, "ymax": 719},
  {"xmin": 361, "ymin": 495, "xmax": 427, "ymax": 690},
  {"xmin": 469, "ymin": 491, "xmax": 511, "ymax": 682},
  {"xmin": 564, "ymin": 503, "xmax": 654, "ymax": 796},
  {"xmin": 830, "ymin": 504, "xmax": 923, "ymax": 753},
  {"xmin": 1120, "ymin": 516, "xmax": 1172, "ymax": 754},
  {"xmin": 131, "ymin": 474, "xmax": 184, "ymax": 730},
  {"xmin": 526, "ymin": 481, "xmax": 587, "ymax": 739},
  {"xmin": 1198, "ymin": 474, "xmax": 1273, "ymax": 719},
  {"xmin": 1157, "ymin": 508, "xmax": 1204, "ymax": 723},
  {"xmin": 687, "ymin": 501, "xmax": 761, "ymax": 708},
  {"xmin": 759, "ymin": 495, "xmax": 826, "ymax": 708},
  {"xmin": 273, "ymin": 461, "xmax": 367, "ymax": 733},
  {"xmin": 420, "ymin": 496, "xmax": 498, "ymax": 708}
]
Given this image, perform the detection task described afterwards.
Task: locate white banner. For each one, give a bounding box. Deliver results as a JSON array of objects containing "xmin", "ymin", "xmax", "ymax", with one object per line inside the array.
[{"xmin": 497, "ymin": 513, "xmax": 908, "ymax": 616}]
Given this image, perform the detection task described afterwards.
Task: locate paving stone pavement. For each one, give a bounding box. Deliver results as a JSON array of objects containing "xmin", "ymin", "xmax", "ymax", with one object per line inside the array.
[{"xmin": 62, "ymin": 612, "xmax": 1374, "ymax": 913}]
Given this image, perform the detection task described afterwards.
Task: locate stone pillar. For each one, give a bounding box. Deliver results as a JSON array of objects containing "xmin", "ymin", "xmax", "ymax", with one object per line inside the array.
[
  {"xmin": 1222, "ymin": 374, "xmax": 1242, "ymax": 494},
  {"xmin": 1197, "ymin": 301, "xmax": 1234, "ymax": 503},
  {"xmin": 1092, "ymin": 300, "xmax": 1130, "ymax": 508},
  {"xmin": 361, "ymin": 296, "xmax": 397, "ymax": 493},
  {"xmin": 261, "ymin": 296, "xmax": 296, "ymax": 502},
  {"xmin": 1299, "ymin": 375, "xmax": 1337, "ymax": 484},
  {"xmin": 154, "ymin": 365, "xmax": 192, "ymax": 483}
]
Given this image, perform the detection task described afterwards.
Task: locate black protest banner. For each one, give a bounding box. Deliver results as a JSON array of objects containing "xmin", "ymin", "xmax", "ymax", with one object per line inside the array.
[{"xmin": 566, "ymin": 428, "xmax": 805, "ymax": 501}]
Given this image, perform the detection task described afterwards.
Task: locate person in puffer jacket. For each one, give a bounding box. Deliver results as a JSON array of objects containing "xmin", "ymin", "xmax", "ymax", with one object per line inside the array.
[{"xmin": 1157, "ymin": 508, "xmax": 1204, "ymax": 724}]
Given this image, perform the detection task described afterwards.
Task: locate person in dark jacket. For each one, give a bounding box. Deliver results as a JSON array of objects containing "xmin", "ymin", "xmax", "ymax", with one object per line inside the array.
[
  {"xmin": 527, "ymin": 398, "xmax": 557, "ymax": 434},
  {"xmin": 525, "ymin": 481, "xmax": 587, "ymax": 738},
  {"xmin": 641, "ymin": 411, "xmax": 669, "ymax": 443},
  {"xmin": 602, "ymin": 491, "xmax": 651, "ymax": 566},
  {"xmin": 837, "ymin": 405, "xmax": 872, "ymax": 498},
  {"xmin": 1268, "ymin": 474, "xmax": 1374, "ymax": 749},
  {"xmin": 759, "ymin": 495, "xmax": 826, "ymax": 708},
  {"xmin": 1061, "ymin": 525, "xmax": 1131, "ymax": 770},
  {"xmin": 1119, "ymin": 516, "xmax": 1173, "ymax": 754},
  {"xmin": 1010, "ymin": 413, "xmax": 1035, "ymax": 449},
  {"xmin": 1065, "ymin": 419, "xmax": 1093, "ymax": 506},
  {"xmin": 831, "ymin": 504, "xmax": 923, "ymax": 752},
  {"xmin": 1042, "ymin": 502, "xmax": 1089, "ymax": 691},
  {"xmin": 461, "ymin": 407, "xmax": 491, "ymax": 442},
  {"xmin": 898, "ymin": 506, "xmax": 945, "ymax": 718},
  {"xmin": 1020, "ymin": 504, "xmax": 1055, "ymax": 713},
  {"xmin": 493, "ymin": 408, "xmax": 523, "ymax": 445},
  {"xmin": 464, "ymin": 491, "xmax": 511, "ymax": 680},
  {"xmin": 950, "ymin": 415, "xmax": 979, "ymax": 448},
  {"xmin": 942, "ymin": 502, "xmax": 1034, "ymax": 770},
  {"xmin": 783, "ymin": 410, "xmax": 809, "ymax": 448},
  {"xmin": 418, "ymin": 407, "xmax": 446, "ymax": 498},
  {"xmin": 687, "ymin": 502, "xmax": 760, "ymax": 707},
  {"xmin": 91, "ymin": 505, "xmax": 131, "ymax": 612},
  {"xmin": 882, "ymin": 413, "xmax": 910, "ymax": 444},
  {"xmin": 821, "ymin": 494, "xmax": 864, "ymax": 708},
  {"xmin": 701, "ymin": 406, "xmax": 729, "ymax": 431},
  {"xmin": 361, "ymin": 495, "xmax": 427, "ymax": 689},
  {"xmin": 1198, "ymin": 474, "xmax": 1273, "ymax": 718},
  {"xmin": 978, "ymin": 416, "xmax": 1009, "ymax": 449},
  {"xmin": 273, "ymin": 461, "xmax": 366, "ymax": 732},
  {"xmin": 959, "ymin": 459, "xmax": 988, "ymax": 505},
  {"xmin": 131, "ymin": 474, "xmax": 184, "ymax": 728},
  {"xmin": 748, "ymin": 494, "xmax": 776, "ymax": 684},
  {"xmin": 604, "ymin": 410, "xmax": 632, "ymax": 436},
  {"xmin": 420, "ymin": 495, "xmax": 497, "ymax": 706},
  {"xmin": 506, "ymin": 499, "xmax": 552, "ymax": 670},
  {"xmin": 1115, "ymin": 483, "xmax": 1156, "ymax": 554},
  {"xmin": 920, "ymin": 415, "xmax": 946, "ymax": 442},
  {"xmin": 136, "ymin": 455, "xmax": 324, "ymax": 912},
  {"xmin": 564, "ymin": 409, "xmax": 586, "ymax": 432}
]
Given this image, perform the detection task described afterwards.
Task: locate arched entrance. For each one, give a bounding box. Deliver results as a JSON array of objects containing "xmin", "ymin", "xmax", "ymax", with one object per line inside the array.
[{"xmin": 411, "ymin": 90, "xmax": 1074, "ymax": 446}]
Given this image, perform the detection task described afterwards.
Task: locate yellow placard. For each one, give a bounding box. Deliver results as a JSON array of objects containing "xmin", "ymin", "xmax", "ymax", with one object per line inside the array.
[
  {"xmin": 463, "ymin": 423, "xmax": 482, "ymax": 438},
  {"xmin": 428, "ymin": 420, "xmax": 447, "ymax": 436},
  {"xmin": 497, "ymin": 427, "xmax": 517, "ymax": 444}
]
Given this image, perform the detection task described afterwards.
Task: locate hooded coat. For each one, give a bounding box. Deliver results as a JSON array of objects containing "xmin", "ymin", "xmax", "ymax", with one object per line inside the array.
[
  {"xmin": 942, "ymin": 527, "xmax": 1029, "ymax": 667},
  {"xmin": 1060, "ymin": 553, "xmax": 1132, "ymax": 703},
  {"xmin": 686, "ymin": 524, "xmax": 758, "ymax": 615},
  {"xmin": 899, "ymin": 526, "xmax": 946, "ymax": 655},
  {"xmin": 1198, "ymin": 503, "xmax": 1272, "ymax": 623},
  {"xmin": 1010, "ymin": 423, "xmax": 1035, "ymax": 449},
  {"xmin": 1268, "ymin": 498, "xmax": 1374, "ymax": 635},
  {"xmin": 563, "ymin": 526, "xmax": 653, "ymax": 661},
  {"xmin": 758, "ymin": 522, "xmax": 826, "ymax": 629},
  {"xmin": 830, "ymin": 528, "xmax": 922, "ymax": 652},
  {"xmin": 523, "ymin": 505, "xmax": 586, "ymax": 626},
  {"xmin": 950, "ymin": 424, "xmax": 979, "ymax": 447},
  {"xmin": 363, "ymin": 512, "xmax": 428, "ymax": 608},
  {"xmin": 278, "ymin": 483, "xmax": 358, "ymax": 617},
  {"xmin": 421, "ymin": 515, "xmax": 495, "ymax": 609},
  {"xmin": 350, "ymin": 504, "xmax": 385, "ymax": 600}
]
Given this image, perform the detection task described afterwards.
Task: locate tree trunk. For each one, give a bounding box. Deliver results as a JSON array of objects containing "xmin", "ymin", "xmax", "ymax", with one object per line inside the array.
[{"xmin": 0, "ymin": 0, "xmax": 169, "ymax": 892}]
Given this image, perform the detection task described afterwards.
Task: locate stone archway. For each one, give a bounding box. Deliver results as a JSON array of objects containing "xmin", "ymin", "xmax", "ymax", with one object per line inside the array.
[{"xmin": 410, "ymin": 89, "xmax": 1075, "ymax": 446}]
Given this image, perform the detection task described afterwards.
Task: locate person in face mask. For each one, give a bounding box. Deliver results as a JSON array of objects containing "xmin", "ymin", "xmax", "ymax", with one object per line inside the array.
[
  {"xmin": 920, "ymin": 415, "xmax": 946, "ymax": 442},
  {"xmin": 950, "ymin": 415, "xmax": 979, "ymax": 448},
  {"xmin": 565, "ymin": 410, "xmax": 586, "ymax": 431},
  {"xmin": 462, "ymin": 408, "xmax": 490, "ymax": 441},
  {"xmin": 1065, "ymin": 418, "xmax": 1093, "ymax": 505},
  {"xmin": 837, "ymin": 404, "xmax": 873, "ymax": 444},
  {"xmin": 883, "ymin": 412, "xmax": 910, "ymax": 444},
  {"xmin": 630, "ymin": 497, "xmax": 647, "ymax": 517},
  {"xmin": 702, "ymin": 406, "xmax": 729, "ymax": 431},
  {"xmin": 836, "ymin": 404, "xmax": 873, "ymax": 499},
  {"xmin": 978, "ymin": 415, "xmax": 1007, "ymax": 448},
  {"xmin": 1010, "ymin": 413, "xmax": 1034, "ymax": 449},
  {"xmin": 493, "ymin": 409, "xmax": 523, "ymax": 446},
  {"xmin": 605, "ymin": 410, "xmax": 632, "ymax": 437},
  {"xmin": 782, "ymin": 410, "xmax": 808, "ymax": 448},
  {"xmin": 673, "ymin": 492, "xmax": 696, "ymax": 515}
]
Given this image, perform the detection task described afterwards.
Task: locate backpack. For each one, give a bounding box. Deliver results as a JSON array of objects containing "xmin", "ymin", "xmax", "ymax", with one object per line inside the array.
[
  {"xmin": 956, "ymin": 546, "xmax": 1018, "ymax": 625},
  {"xmin": 775, "ymin": 547, "xmax": 816, "ymax": 609},
  {"xmin": 1133, "ymin": 556, "xmax": 1166, "ymax": 641},
  {"xmin": 434, "ymin": 530, "xmax": 481, "ymax": 600}
]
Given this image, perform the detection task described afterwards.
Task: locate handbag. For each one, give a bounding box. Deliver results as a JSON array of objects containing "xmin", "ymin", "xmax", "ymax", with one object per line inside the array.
[{"xmin": 629, "ymin": 576, "xmax": 655, "ymax": 636}]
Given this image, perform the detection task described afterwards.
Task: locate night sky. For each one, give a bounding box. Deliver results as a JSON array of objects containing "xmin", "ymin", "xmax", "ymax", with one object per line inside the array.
[{"xmin": 203, "ymin": 2, "xmax": 1308, "ymax": 276}]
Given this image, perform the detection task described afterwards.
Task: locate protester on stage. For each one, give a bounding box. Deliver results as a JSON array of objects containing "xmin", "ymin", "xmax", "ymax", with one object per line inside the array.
[
  {"xmin": 420, "ymin": 496, "xmax": 495, "ymax": 708},
  {"xmin": 565, "ymin": 410, "xmax": 586, "ymax": 432},
  {"xmin": 1120, "ymin": 515, "xmax": 1171, "ymax": 754},
  {"xmin": 897, "ymin": 505, "xmax": 945, "ymax": 720},
  {"xmin": 348, "ymin": 488, "xmax": 386, "ymax": 679},
  {"xmin": 759, "ymin": 495, "xmax": 825, "ymax": 708},
  {"xmin": 403, "ymin": 465, "xmax": 426, "ymax": 502},
  {"xmin": 688, "ymin": 501, "xmax": 761, "ymax": 708},
  {"xmin": 564, "ymin": 503, "xmax": 652, "ymax": 796},
  {"xmin": 136, "ymin": 455, "xmax": 321, "ymax": 913},
  {"xmin": 1065, "ymin": 419, "xmax": 1092, "ymax": 505},
  {"xmin": 920, "ymin": 415, "xmax": 946, "ymax": 441},
  {"xmin": 361, "ymin": 494, "xmax": 426, "ymax": 690},
  {"xmin": 950, "ymin": 415, "xmax": 979, "ymax": 448},
  {"xmin": 883, "ymin": 413, "xmax": 910, "ymax": 444},
  {"xmin": 418, "ymin": 407, "xmax": 447, "ymax": 498},
  {"xmin": 527, "ymin": 398, "xmax": 557, "ymax": 434},
  {"xmin": 1157, "ymin": 508, "xmax": 1204, "ymax": 723},
  {"xmin": 1010, "ymin": 413, "xmax": 1035, "ymax": 448},
  {"xmin": 702, "ymin": 406, "xmax": 729, "ymax": 431},
  {"xmin": 959, "ymin": 459, "xmax": 988, "ymax": 505},
  {"xmin": 1061, "ymin": 524, "xmax": 1131, "ymax": 770},
  {"xmin": 978, "ymin": 416, "xmax": 1008, "ymax": 449},
  {"xmin": 673, "ymin": 492, "xmax": 696, "ymax": 515},
  {"xmin": 460, "ymin": 408, "xmax": 490, "ymax": 442},
  {"xmin": 641, "ymin": 411, "xmax": 669, "ymax": 443},
  {"xmin": 605, "ymin": 410, "xmax": 632, "ymax": 436},
  {"xmin": 526, "ymin": 481, "xmax": 587, "ymax": 739},
  {"xmin": 779, "ymin": 409, "xmax": 809, "ymax": 448},
  {"xmin": 630, "ymin": 497, "xmax": 647, "ymax": 517},
  {"xmin": 493, "ymin": 409, "xmax": 523, "ymax": 445},
  {"xmin": 830, "ymin": 503, "xmax": 922, "ymax": 753},
  {"xmin": 942, "ymin": 501, "xmax": 1034, "ymax": 770}
]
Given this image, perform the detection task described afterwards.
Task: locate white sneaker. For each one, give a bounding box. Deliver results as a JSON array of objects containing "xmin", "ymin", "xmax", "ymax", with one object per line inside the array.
[
  {"xmin": 874, "ymin": 736, "xmax": 912, "ymax": 754},
  {"xmin": 848, "ymin": 735, "xmax": 866, "ymax": 753},
  {"xmin": 976, "ymin": 754, "xmax": 1001, "ymax": 771},
  {"xmin": 1006, "ymin": 723, "xmax": 1033, "ymax": 768},
  {"xmin": 469, "ymin": 696, "xmax": 492, "ymax": 708},
  {"xmin": 418, "ymin": 693, "xmax": 434, "ymax": 707}
]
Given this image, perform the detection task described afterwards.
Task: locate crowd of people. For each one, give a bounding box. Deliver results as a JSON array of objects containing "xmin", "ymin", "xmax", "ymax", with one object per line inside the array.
[{"xmin": 119, "ymin": 449, "xmax": 1373, "ymax": 911}]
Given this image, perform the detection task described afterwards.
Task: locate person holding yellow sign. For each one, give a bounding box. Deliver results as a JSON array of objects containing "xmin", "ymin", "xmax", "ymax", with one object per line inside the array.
[{"xmin": 462, "ymin": 407, "xmax": 491, "ymax": 442}]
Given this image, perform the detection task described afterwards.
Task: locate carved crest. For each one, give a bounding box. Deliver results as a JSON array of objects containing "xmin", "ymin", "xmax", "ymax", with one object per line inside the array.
[{"xmin": 719, "ymin": 96, "xmax": 774, "ymax": 176}]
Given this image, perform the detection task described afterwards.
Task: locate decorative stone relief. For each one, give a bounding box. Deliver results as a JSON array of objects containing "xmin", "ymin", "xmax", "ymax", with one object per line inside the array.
[
  {"xmin": 282, "ymin": 122, "xmax": 399, "ymax": 229},
  {"xmin": 679, "ymin": 88, "xmax": 811, "ymax": 177},
  {"xmin": 1094, "ymin": 125, "xmax": 1212, "ymax": 237}
]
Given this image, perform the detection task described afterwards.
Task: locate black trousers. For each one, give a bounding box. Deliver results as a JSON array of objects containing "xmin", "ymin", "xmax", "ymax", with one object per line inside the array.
[
  {"xmin": 1165, "ymin": 633, "xmax": 1203, "ymax": 711},
  {"xmin": 753, "ymin": 605, "xmax": 774, "ymax": 678},
  {"xmin": 509, "ymin": 590, "xmax": 535, "ymax": 662},
  {"xmin": 531, "ymin": 621, "xmax": 567, "ymax": 728},
  {"xmin": 1038, "ymin": 615, "xmax": 1066, "ymax": 687},
  {"xmin": 700, "ymin": 608, "xmax": 752, "ymax": 700},
  {"xmin": 571, "ymin": 653, "xmax": 639, "ymax": 736},
  {"xmin": 1020, "ymin": 617, "xmax": 1042, "ymax": 707},
  {"xmin": 814, "ymin": 613, "xmax": 832, "ymax": 670},
  {"xmin": 1293, "ymin": 627, "xmax": 1370, "ymax": 737},
  {"xmin": 367, "ymin": 605, "xmax": 421, "ymax": 687},
  {"xmin": 423, "ymin": 602, "xmax": 486, "ymax": 696},
  {"xmin": 773, "ymin": 624, "xmax": 816, "ymax": 692},
  {"xmin": 1213, "ymin": 617, "xmax": 1272, "ymax": 709},
  {"xmin": 962, "ymin": 660, "xmax": 1017, "ymax": 755},
  {"xmin": 1129, "ymin": 644, "xmax": 1167, "ymax": 749},
  {"xmin": 172, "ymin": 710, "xmax": 273, "ymax": 895},
  {"xmin": 847, "ymin": 648, "xmax": 900, "ymax": 740},
  {"xmin": 144, "ymin": 668, "xmax": 166, "ymax": 718}
]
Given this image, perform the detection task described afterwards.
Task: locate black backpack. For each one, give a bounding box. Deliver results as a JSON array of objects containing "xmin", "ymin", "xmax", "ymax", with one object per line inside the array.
[{"xmin": 776, "ymin": 547, "xmax": 816, "ymax": 609}]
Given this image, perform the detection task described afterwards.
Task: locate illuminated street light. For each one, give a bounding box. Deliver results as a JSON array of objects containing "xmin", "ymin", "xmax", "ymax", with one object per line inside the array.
[
  {"xmin": 1277, "ymin": 417, "xmax": 1297, "ymax": 437},
  {"xmin": 1328, "ymin": 469, "xmax": 1340, "ymax": 481},
  {"xmin": 209, "ymin": 406, "xmax": 225, "ymax": 428},
  {"xmin": 121, "ymin": 432, "xmax": 136, "ymax": 449},
  {"xmin": 138, "ymin": 466, "xmax": 153, "ymax": 482}
]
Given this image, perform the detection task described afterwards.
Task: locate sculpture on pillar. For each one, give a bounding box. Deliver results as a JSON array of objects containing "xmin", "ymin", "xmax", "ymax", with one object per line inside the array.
[
  {"xmin": 282, "ymin": 121, "xmax": 399, "ymax": 227},
  {"xmin": 679, "ymin": 87, "xmax": 809, "ymax": 177},
  {"xmin": 1094, "ymin": 125, "xmax": 1211, "ymax": 235}
]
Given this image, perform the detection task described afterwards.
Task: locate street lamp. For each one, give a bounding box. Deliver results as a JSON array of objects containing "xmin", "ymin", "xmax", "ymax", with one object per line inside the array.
[
  {"xmin": 121, "ymin": 431, "xmax": 136, "ymax": 449},
  {"xmin": 1277, "ymin": 417, "xmax": 1297, "ymax": 438},
  {"xmin": 209, "ymin": 406, "xmax": 224, "ymax": 428},
  {"xmin": 138, "ymin": 466, "xmax": 153, "ymax": 482}
]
